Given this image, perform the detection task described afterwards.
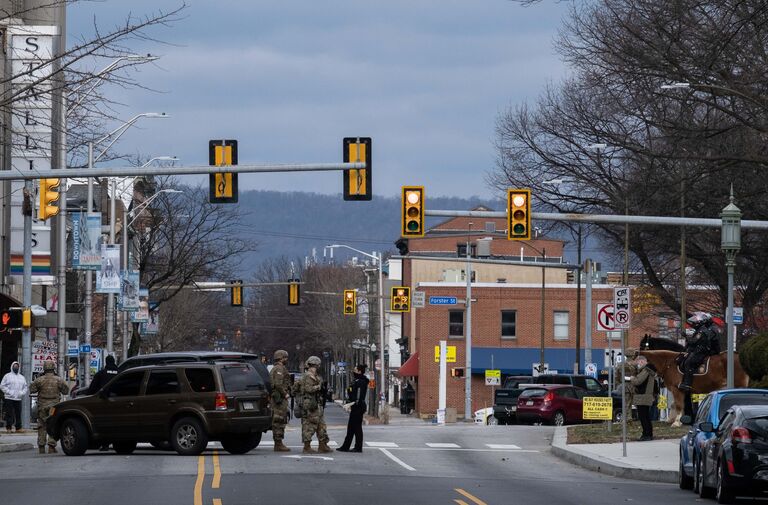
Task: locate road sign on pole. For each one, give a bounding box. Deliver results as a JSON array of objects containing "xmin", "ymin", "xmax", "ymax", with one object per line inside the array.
[
  {"xmin": 733, "ymin": 307, "xmax": 743, "ymax": 325},
  {"xmin": 596, "ymin": 303, "xmax": 615, "ymax": 332},
  {"xmin": 411, "ymin": 290, "xmax": 425, "ymax": 308},
  {"xmin": 613, "ymin": 287, "xmax": 632, "ymax": 329},
  {"xmin": 209, "ymin": 139, "xmax": 239, "ymax": 203},
  {"xmin": 485, "ymin": 369, "xmax": 501, "ymax": 386}
]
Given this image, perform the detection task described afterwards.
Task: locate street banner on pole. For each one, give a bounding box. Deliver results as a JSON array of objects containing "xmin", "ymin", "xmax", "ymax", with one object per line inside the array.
[
  {"xmin": 131, "ymin": 289, "xmax": 149, "ymax": 322},
  {"xmin": 119, "ymin": 270, "xmax": 140, "ymax": 311},
  {"xmin": 96, "ymin": 244, "xmax": 121, "ymax": 293},
  {"xmin": 141, "ymin": 305, "xmax": 159, "ymax": 335},
  {"xmin": 72, "ymin": 212, "xmax": 103, "ymax": 270}
]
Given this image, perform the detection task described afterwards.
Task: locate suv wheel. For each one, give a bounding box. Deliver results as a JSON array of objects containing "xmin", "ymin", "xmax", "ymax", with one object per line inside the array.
[
  {"xmin": 551, "ymin": 411, "xmax": 566, "ymax": 426},
  {"xmin": 113, "ymin": 440, "xmax": 137, "ymax": 455},
  {"xmin": 60, "ymin": 418, "xmax": 89, "ymax": 456},
  {"xmin": 171, "ymin": 417, "xmax": 208, "ymax": 456},
  {"xmin": 220, "ymin": 433, "xmax": 262, "ymax": 455}
]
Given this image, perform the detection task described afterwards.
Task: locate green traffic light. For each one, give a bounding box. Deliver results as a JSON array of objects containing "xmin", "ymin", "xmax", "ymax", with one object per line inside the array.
[
  {"xmin": 513, "ymin": 223, "xmax": 526, "ymax": 235},
  {"xmin": 407, "ymin": 220, "xmax": 419, "ymax": 232}
]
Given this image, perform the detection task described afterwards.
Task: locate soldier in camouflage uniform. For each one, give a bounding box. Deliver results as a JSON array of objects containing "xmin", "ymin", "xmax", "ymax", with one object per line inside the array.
[
  {"xmin": 29, "ymin": 361, "xmax": 69, "ymax": 454},
  {"xmin": 269, "ymin": 349, "xmax": 292, "ymax": 452},
  {"xmin": 616, "ymin": 348, "xmax": 639, "ymax": 423},
  {"xmin": 297, "ymin": 356, "xmax": 332, "ymax": 454}
]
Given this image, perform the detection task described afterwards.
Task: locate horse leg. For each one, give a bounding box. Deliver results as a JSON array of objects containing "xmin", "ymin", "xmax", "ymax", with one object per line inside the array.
[{"xmin": 670, "ymin": 389, "xmax": 684, "ymax": 427}]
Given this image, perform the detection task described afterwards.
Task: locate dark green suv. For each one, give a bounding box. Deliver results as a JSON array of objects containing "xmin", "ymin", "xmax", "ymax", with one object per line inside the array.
[{"xmin": 47, "ymin": 362, "xmax": 271, "ymax": 456}]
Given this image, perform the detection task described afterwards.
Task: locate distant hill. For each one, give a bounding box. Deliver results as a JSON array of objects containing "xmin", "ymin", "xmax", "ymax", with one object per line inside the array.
[
  {"xmin": 233, "ymin": 190, "xmax": 614, "ymax": 276},
  {"xmin": 234, "ymin": 191, "xmax": 504, "ymax": 274}
]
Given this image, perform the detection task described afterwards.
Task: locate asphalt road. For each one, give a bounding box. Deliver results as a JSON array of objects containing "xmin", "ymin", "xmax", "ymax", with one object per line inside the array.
[{"xmin": 0, "ymin": 404, "xmax": 740, "ymax": 505}]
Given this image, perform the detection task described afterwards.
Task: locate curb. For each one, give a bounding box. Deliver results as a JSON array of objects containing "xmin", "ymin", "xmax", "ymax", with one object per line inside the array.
[
  {"xmin": 0, "ymin": 442, "xmax": 34, "ymax": 453},
  {"xmin": 549, "ymin": 427, "xmax": 678, "ymax": 484}
]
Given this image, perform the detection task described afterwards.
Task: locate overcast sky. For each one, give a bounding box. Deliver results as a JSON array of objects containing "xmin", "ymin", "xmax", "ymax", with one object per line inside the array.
[{"xmin": 69, "ymin": 1, "xmax": 569, "ymax": 199}]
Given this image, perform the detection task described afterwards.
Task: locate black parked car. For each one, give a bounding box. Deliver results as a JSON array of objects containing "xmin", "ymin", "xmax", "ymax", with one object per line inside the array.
[
  {"xmin": 48, "ymin": 362, "xmax": 271, "ymax": 456},
  {"xmin": 699, "ymin": 404, "xmax": 768, "ymax": 503}
]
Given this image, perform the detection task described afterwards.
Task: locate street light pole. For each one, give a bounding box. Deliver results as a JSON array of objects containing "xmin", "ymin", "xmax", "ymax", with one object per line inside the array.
[
  {"xmin": 721, "ymin": 188, "xmax": 741, "ymax": 389},
  {"xmin": 464, "ymin": 223, "xmax": 473, "ymax": 420}
]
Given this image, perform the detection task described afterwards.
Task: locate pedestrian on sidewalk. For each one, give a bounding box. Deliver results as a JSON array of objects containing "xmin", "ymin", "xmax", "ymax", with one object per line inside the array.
[
  {"xmin": 1, "ymin": 361, "xmax": 28, "ymax": 433},
  {"xmin": 631, "ymin": 355, "xmax": 658, "ymax": 441},
  {"xmin": 29, "ymin": 361, "xmax": 69, "ymax": 454},
  {"xmin": 337, "ymin": 364, "xmax": 369, "ymax": 453}
]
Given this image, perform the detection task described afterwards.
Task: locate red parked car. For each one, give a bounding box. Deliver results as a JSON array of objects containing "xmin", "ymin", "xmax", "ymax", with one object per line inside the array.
[{"xmin": 516, "ymin": 385, "xmax": 584, "ymax": 426}]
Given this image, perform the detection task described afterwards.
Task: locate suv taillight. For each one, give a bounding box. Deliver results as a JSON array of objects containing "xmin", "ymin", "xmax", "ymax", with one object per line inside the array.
[
  {"xmin": 543, "ymin": 391, "xmax": 555, "ymax": 404},
  {"xmin": 215, "ymin": 393, "xmax": 228, "ymax": 411},
  {"xmin": 732, "ymin": 427, "xmax": 752, "ymax": 444}
]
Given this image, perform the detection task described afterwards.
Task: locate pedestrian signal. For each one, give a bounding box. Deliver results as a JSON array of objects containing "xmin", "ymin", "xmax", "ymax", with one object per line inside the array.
[
  {"xmin": 343, "ymin": 137, "xmax": 372, "ymax": 201},
  {"xmin": 507, "ymin": 189, "xmax": 531, "ymax": 240},
  {"xmin": 451, "ymin": 368, "xmax": 465, "ymax": 378},
  {"xmin": 401, "ymin": 186, "xmax": 424, "ymax": 237},
  {"xmin": 390, "ymin": 286, "xmax": 410, "ymax": 313},
  {"xmin": 343, "ymin": 290, "xmax": 356, "ymax": 315},
  {"xmin": 231, "ymin": 280, "xmax": 243, "ymax": 307},
  {"xmin": 288, "ymin": 279, "xmax": 300, "ymax": 306},
  {"xmin": 38, "ymin": 178, "xmax": 61, "ymax": 220},
  {"xmin": 0, "ymin": 308, "xmax": 25, "ymax": 330},
  {"xmin": 209, "ymin": 140, "xmax": 238, "ymax": 203}
]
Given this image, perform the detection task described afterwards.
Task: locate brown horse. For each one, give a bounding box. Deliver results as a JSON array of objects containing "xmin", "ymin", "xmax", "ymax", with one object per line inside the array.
[{"xmin": 637, "ymin": 350, "xmax": 750, "ymax": 426}]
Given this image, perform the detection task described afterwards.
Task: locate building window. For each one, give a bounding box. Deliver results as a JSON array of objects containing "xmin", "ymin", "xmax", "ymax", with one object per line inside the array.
[
  {"xmin": 501, "ymin": 310, "xmax": 516, "ymax": 338},
  {"xmin": 449, "ymin": 310, "xmax": 464, "ymax": 337},
  {"xmin": 484, "ymin": 221, "xmax": 496, "ymax": 233},
  {"xmin": 554, "ymin": 311, "xmax": 569, "ymax": 341}
]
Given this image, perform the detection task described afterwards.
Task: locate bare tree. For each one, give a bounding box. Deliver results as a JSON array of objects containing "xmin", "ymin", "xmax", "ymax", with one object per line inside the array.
[{"xmin": 492, "ymin": 0, "xmax": 768, "ymax": 332}]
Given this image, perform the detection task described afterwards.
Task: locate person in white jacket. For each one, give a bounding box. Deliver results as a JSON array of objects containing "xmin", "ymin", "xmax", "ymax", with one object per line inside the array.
[{"xmin": 1, "ymin": 361, "xmax": 28, "ymax": 433}]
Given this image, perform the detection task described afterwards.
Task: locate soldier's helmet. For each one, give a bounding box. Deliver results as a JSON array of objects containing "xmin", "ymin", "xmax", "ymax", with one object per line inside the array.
[
  {"xmin": 273, "ymin": 349, "xmax": 289, "ymax": 360},
  {"xmin": 625, "ymin": 348, "xmax": 639, "ymax": 360},
  {"xmin": 687, "ymin": 311, "xmax": 712, "ymax": 328},
  {"xmin": 43, "ymin": 361, "xmax": 55, "ymax": 372},
  {"xmin": 306, "ymin": 355, "xmax": 321, "ymax": 367}
]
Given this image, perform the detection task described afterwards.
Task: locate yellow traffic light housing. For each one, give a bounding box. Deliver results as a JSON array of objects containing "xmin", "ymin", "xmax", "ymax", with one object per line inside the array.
[
  {"xmin": 390, "ymin": 286, "xmax": 411, "ymax": 313},
  {"xmin": 343, "ymin": 290, "xmax": 356, "ymax": 315},
  {"xmin": 231, "ymin": 280, "xmax": 243, "ymax": 307},
  {"xmin": 507, "ymin": 189, "xmax": 531, "ymax": 240},
  {"xmin": 401, "ymin": 186, "xmax": 425, "ymax": 237},
  {"xmin": 209, "ymin": 140, "xmax": 238, "ymax": 203},
  {"xmin": 38, "ymin": 178, "xmax": 60, "ymax": 220},
  {"xmin": 343, "ymin": 137, "xmax": 372, "ymax": 201},
  {"xmin": 288, "ymin": 279, "xmax": 300, "ymax": 306}
]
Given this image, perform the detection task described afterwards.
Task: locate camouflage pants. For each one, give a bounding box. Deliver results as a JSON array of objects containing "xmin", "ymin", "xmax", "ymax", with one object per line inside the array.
[
  {"xmin": 37, "ymin": 404, "xmax": 57, "ymax": 448},
  {"xmin": 301, "ymin": 407, "xmax": 329, "ymax": 444},
  {"xmin": 271, "ymin": 401, "xmax": 289, "ymax": 442}
]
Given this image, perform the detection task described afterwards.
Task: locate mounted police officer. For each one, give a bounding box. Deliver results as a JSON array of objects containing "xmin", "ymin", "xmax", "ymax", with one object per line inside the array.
[
  {"xmin": 29, "ymin": 361, "xmax": 69, "ymax": 454},
  {"xmin": 679, "ymin": 312, "xmax": 721, "ymax": 392},
  {"xmin": 296, "ymin": 356, "xmax": 332, "ymax": 454},
  {"xmin": 269, "ymin": 349, "xmax": 292, "ymax": 452}
]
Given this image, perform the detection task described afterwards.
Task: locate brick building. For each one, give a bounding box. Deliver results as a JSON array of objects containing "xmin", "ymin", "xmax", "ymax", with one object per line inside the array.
[{"xmin": 394, "ymin": 208, "xmax": 670, "ymax": 418}]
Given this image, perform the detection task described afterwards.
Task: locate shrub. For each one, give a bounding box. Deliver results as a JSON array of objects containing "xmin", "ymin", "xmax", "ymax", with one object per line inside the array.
[{"xmin": 740, "ymin": 333, "xmax": 768, "ymax": 384}]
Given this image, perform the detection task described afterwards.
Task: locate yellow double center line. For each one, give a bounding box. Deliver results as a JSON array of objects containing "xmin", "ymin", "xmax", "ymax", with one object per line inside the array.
[
  {"xmin": 194, "ymin": 451, "xmax": 223, "ymax": 505},
  {"xmin": 453, "ymin": 488, "xmax": 488, "ymax": 505}
]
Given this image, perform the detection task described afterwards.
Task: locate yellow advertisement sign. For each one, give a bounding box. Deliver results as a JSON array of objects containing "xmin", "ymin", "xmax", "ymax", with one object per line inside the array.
[
  {"xmin": 434, "ymin": 345, "xmax": 457, "ymax": 363},
  {"xmin": 485, "ymin": 369, "xmax": 501, "ymax": 386},
  {"xmin": 582, "ymin": 396, "xmax": 613, "ymax": 420}
]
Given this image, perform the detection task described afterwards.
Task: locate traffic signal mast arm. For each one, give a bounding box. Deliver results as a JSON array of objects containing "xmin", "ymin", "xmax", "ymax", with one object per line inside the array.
[
  {"xmin": 0, "ymin": 162, "xmax": 366, "ymax": 181},
  {"xmin": 424, "ymin": 208, "xmax": 768, "ymax": 230}
]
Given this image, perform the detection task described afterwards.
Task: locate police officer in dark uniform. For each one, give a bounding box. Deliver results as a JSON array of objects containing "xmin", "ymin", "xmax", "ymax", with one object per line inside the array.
[
  {"xmin": 679, "ymin": 312, "xmax": 721, "ymax": 391},
  {"xmin": 87, "ymin": 355, "xmax": 119, "ymax": 395}
]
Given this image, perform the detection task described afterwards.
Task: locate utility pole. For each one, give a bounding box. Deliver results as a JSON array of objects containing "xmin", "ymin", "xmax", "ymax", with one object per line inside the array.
[
  {"xmin": 83, "ymin": 142, "xmax": 94, "ymax": 387},
  {"xmin": 21, "ymin": 183, "xmax": 33, "ymax": 429},
  {"xmin": 575, "ymin": 226, "xmax": 582, "ymax": 374},
  {"xmin": 464, "ymin": 223, "xmax": 473, "ymax": 420},
  {"xmin": 106, "ymin": 178, "xmax": 116, "ymax": 354},
  {"xmin": 55, "ymin": 0, "xmax": 68, "ymax": 378}
]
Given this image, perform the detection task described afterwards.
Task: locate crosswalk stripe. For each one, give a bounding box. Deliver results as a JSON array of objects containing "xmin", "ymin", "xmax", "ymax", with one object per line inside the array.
[
  {"xmin": 425, "ymin": 442, "xmax": 461, "ymax": 448},
  {"xmin": 365, "ymin": 441, "xmax": 399, "ymax": 448},
  {"xmin": 485, "ymin": 444, "xmax": 520, "ymax": 450}
]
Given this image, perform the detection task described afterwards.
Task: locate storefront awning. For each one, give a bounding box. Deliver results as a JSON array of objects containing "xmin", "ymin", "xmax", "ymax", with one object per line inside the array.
[{"xmin": 397, "ymin": 352, "xmax": 419, "ymax": 377}]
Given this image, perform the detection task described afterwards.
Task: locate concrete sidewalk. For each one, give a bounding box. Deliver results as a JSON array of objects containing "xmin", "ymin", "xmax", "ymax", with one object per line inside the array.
[
  {"xmin": 0, "ymin": 432, "xmax": 37, "ymax": 453},
  {"xmin": 550, "ymin": 427, "xmax": 679, "ymax": 483}
]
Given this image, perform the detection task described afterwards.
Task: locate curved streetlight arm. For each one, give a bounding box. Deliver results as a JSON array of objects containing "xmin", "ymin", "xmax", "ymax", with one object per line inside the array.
[
  {"xmin": 94, "ymin": 113, "xmax": 169, "ymax": 163},
  {"xmin": 127, "ymin": 189, "xmax": 182, "ymax": 228},
  {"xmin": 660, "ymin": 81, "xmax": 767, "ymax": 109},
  {"xmin": 327, "ymin": 244, "xmax": 379, "ymax": 264}
]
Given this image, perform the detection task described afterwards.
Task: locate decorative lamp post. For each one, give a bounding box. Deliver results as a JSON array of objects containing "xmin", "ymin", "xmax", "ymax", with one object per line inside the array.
[{"xmin": 720, "ymin": 188, "xmax": 741, "ymax": 389}]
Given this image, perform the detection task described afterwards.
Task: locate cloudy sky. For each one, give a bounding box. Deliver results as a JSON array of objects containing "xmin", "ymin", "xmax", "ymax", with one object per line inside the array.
[{"xmin": 68, "ymin": 1, "xmax": 570, "ymax": 199}]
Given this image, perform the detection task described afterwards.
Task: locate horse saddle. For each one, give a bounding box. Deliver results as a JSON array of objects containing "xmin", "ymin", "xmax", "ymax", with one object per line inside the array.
[{"xmin": 676, "ymin": 354, "xmax": 710, "ymax": 376}]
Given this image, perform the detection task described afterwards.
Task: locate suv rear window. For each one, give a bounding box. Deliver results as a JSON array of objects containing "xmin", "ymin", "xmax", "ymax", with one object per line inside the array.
[
  {"xmin": 520, "ymin": 388, "xmax": 547, "ymax": 398},
  {"xmin": 220, "ymin": 364, "xmax": 263, "ymax": 392},
  {"xmin": 185, "ymin": 368, "xmax": 217, "ymax": 392}
]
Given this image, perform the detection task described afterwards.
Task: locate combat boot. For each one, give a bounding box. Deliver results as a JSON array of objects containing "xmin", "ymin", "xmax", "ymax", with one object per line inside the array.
[
  {"xmin": 273, "ymin": 440, "xmax": 290, "ymax": 452},
  {"xmin": 48, "ymin": 445, "xmax": 57, "ymax": 454},
  {"xmin": 318, "ymin": 441, "xmax": 334, "ymax": 453},
  {"xmin": 38, "ymin": 446, "xmax": 45, "ymax": 454},
  {"xmin": 302, "ymin": 442, "xmax": 317, "ymax": 454}
]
